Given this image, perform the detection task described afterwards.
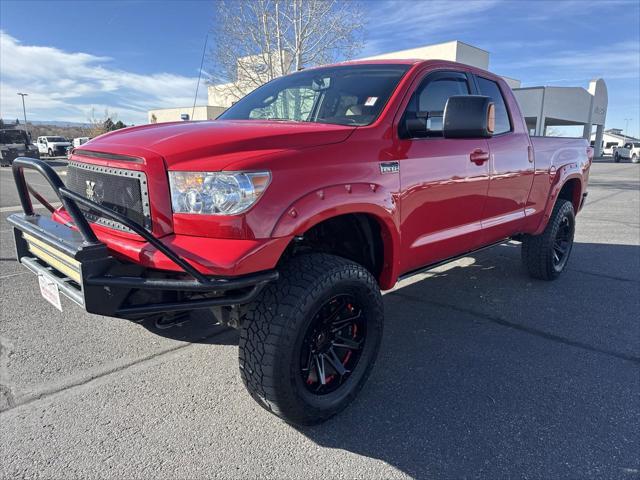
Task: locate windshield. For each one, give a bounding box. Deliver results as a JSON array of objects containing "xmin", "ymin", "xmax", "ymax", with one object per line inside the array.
[
  {"xmin": 0, "ymin": 130, "xmax": 29, "ymax": 144},
  {"xmin": 47, "ymin": 137, "xmax": 67, "ymax": 142},
  {"xmin": 219, "ymin": 64, "xmax": 410, "ymax": 126}
]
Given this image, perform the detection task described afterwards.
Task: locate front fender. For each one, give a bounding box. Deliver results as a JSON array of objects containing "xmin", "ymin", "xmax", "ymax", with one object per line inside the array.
[{"xmin": 271, "ymin": 182, "xmax": 401, "ymax": 289}]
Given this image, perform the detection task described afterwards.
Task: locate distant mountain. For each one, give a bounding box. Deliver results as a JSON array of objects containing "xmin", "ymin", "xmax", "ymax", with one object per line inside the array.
[
  {"xmin": 28, "ymin": 120, "xmax": 90, "ymax": 127},
  {"xmin": 0, "ymin": 119, "xmax": 90, "ymax": 128}
]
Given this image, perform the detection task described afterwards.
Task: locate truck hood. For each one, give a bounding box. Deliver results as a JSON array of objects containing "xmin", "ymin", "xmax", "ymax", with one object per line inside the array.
[{"xmin": 82, "ymin": 120, "xmax": 356, "ymax": 169}]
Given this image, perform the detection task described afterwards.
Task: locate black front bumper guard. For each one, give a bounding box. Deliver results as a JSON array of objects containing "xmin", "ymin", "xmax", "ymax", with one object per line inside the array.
[{"xmin": 7, "ymin": 157, "xmax": 278, "ymax": 318}]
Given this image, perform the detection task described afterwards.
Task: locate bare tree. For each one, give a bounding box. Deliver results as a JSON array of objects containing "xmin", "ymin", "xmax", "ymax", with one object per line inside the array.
[
  {"xmin": 85, "ymin": 108, "xmax": 125, "ymax": 137},
  {"xmin": 208, "ymin": 0, "xmax": 364, "ymax": 103}
]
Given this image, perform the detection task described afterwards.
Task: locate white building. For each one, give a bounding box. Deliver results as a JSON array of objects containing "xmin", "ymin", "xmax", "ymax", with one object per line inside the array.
[
  {"xmin": 360, "ymin": 40, "xmax": 522, "ymax": 89},
  {"xmin": 147, "ymin": 105, "xmax": 226, "ymax": 124},
  {"xmin": 361, "ymin": 40, "xmax": 608, "ymax": 155},
  {"xmin": 590, "ymin": 128, "xmax": 640, "ymax": 155},
  {"xmin": 513, "ymin": 79, "xmax": 608, "ymax": 155}
]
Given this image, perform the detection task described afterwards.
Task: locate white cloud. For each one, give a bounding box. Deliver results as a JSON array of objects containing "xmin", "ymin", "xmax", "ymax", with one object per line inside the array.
[
  {"xmin": 360, "ymin": 0, "xmax": 500, "ymax": 56},
  {"xmin": 495, "ymin": 41, "xmax": 640, "ymax": 84},
  {"xmin": 0, "ymin": 31, "xmax": 203, "ymax": 124}
]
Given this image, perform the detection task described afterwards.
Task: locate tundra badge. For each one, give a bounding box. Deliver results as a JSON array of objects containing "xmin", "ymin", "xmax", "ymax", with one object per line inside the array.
[{"xmin": 379, "ymin": 161, "xmax": 399, "ymax": 174}]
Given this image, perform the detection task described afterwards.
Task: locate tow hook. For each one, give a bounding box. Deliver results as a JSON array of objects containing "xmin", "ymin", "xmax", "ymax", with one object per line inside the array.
[{"xmin": 149, "ymin": 312, "xmax": 191, "ymax": 330}]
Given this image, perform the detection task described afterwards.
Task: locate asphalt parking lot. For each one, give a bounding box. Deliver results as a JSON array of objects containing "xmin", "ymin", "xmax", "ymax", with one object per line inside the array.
[{"xmin": 0, "ymin": 159, "xmax": 638, "ymax": 479}]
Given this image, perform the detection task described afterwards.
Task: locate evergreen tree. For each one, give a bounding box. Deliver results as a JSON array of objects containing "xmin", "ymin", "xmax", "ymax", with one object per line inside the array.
[{"xmin": 103, "ymin": 118, "xmax": 115, "ymax": 132}]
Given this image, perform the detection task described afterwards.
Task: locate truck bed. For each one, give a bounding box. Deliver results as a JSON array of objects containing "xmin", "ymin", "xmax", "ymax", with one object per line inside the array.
[{"xmin": 530, "ymin": 136, "xmax": 590, "ymax": 170}]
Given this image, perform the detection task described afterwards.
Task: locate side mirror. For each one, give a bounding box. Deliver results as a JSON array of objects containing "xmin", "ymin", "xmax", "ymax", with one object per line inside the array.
[
  {"xmin": 404, "ymin": 117, "xmax": 427, "ymax": 137},
  {"xmin": 443, "ymin": 95, "xmax": 495, "ymax": 139}
]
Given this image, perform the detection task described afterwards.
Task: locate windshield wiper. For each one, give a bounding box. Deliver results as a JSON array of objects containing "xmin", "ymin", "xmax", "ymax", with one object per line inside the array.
[{"xmin": 265, "ymin": 117, "xmax": 301, "ymax": 122}]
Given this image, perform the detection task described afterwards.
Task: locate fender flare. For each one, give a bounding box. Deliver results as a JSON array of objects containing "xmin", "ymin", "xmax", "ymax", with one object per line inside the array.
[
  {"xmin": 533, "ymin": 166, "xmax": 583, "ymax": 236},
  {"xmin": 271, "ymin": 183, "xmax": 401, "ymax": 289}
]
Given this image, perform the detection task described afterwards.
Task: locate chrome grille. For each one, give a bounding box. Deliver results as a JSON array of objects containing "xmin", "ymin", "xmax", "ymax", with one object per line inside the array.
[{"xmin": 64, "ymin": 161, "xmax": 151, "ymax": 232}]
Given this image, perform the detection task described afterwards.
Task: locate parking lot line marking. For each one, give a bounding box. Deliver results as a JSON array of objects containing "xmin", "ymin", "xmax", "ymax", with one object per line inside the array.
[
  {"xmin": 0, "ymin": 326, "xmax": 235, "ymax": 415},
  {"xmin": 0, "ymin": 203, "xmax": 61, "ymax": 213},
  {"xmin": 0, "ymin": 271, "xmax": 28, "ymax": 280},
  {"xmin": 0, "ymin": 167, "xmax": 66, "ymax": 175}
]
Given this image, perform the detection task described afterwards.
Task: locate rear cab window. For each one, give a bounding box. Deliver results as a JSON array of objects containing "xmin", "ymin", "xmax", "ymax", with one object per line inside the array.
[{"xmin": 475, "ymin": 76, "xmax": 512, "ymax": 134}]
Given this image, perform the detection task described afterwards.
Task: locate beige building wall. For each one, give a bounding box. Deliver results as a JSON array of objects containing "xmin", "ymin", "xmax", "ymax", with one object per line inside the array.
[
  {"xmin": 207, "ymin": 51, "xmax": 295, "ymax": 109},
  {"xmin": 147, "ymin": 105, "xmax": 226, "ymax": 124},
  {"xmin": 361, "ymin": 40, "xmax": 490, "ymax": 70},
  {"xmin": 208, "ymin": 83, "xmax": 246, "ymax": 109},
  {"xmin": 359, "ymin": 40, "xmax": 520, "ymax": 87}
]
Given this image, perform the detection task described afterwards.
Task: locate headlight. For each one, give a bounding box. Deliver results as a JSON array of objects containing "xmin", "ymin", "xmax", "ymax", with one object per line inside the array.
[{"xmin": 168, "ymin": 171, "xmax": 271, "ymax": 215}]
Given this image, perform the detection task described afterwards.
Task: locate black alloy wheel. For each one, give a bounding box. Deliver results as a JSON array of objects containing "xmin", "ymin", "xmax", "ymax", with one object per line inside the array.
[
  {"xmin": 239, "ymin": 253, "xmax": 384, "ymax": 425},
  {"xmin": 552, "ymin": 214, "xmax": 573, "ymax": 272},
  {"xmin": 300, "ymin": 294, "xmax": 366, "ymax": 395},
  {"xmin": 521, "ymin": 199, "xmax": 575, "ymax": 280}
]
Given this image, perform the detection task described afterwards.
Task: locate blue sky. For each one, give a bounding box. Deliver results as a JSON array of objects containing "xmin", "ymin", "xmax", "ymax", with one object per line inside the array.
[{"xmin": 1, "ymin": 0, "xmax": 639, "ymax": 136}]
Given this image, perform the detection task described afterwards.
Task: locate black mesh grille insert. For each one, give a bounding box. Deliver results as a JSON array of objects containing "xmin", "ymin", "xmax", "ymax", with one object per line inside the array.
[{"xmin": 64, "ymin": 161, "xmax": 151, "ymax": 231}]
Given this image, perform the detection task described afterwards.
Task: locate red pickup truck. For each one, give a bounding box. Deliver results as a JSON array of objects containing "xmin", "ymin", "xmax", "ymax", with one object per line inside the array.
[{"xmin": 9, "ymin": 59, "xmax": 592, "ymax": 425}]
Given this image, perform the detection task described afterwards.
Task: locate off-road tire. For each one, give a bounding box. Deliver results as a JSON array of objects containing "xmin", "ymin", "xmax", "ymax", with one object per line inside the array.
[
  {"xmin": 239, "ymin": 253, "xmax": 384, "ymax": 425},
  {"xmin": 521, "ymin": 199, "xmax": 575, "ymax": 281}
]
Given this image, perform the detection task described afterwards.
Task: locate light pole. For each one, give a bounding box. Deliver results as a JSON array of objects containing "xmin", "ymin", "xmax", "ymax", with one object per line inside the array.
[
  {"xmin": 17, "ymin": 92, "xmax": 29, "ymax": 136},
  {"xmin": 623, "ymin": 118, "xmax": 632, "ymax": 145}
]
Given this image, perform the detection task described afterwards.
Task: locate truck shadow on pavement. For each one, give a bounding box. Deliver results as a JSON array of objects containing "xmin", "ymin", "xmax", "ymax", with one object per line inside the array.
[
  {"xmin": 141, "ymin": 241, "xmax": 639, "ymax": 478},
  {"xmin": 294, "ymin": 241, "xmax": 639, "ymax": 479}
]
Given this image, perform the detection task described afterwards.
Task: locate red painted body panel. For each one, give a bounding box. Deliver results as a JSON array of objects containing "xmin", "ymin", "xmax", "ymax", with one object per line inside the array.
[{"xmin": 56, "ymin": 59, "xmax": 590, "ymax": 288}]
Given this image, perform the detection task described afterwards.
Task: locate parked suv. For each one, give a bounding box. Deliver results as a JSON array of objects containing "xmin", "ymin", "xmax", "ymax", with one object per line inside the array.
[
  {"xmin": 9, "ymin": 60, "xmax": 592, "ymax": 425},
  {"xmin": 36, "ymin": 136, "xmax": 71, "ymax": 157},
  {"xmin": 613, "ymin": 142, "xmax": 640, "ymax": 163}
]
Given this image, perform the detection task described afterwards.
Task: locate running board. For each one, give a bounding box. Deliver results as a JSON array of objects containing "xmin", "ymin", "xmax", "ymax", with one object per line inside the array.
[{"xmin": 398, "ymin": 238, "xmax": 512, "ymax": 282}]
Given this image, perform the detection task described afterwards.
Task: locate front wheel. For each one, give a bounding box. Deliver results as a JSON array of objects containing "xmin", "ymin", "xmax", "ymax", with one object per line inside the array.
[
  {"xmin": 632, "ymin": 154, "xmax": 639, "ymax": 164},
  {"xmin": 239, "ymin": 253, "xmax": 384, "ymax": 425},
  {"xmin": 614, "ymin": 152, "xmax": 620, "ymax": 163},
  {"xmin": 521, "ymin": 199, "xmax": 575, "ymax": 280}
]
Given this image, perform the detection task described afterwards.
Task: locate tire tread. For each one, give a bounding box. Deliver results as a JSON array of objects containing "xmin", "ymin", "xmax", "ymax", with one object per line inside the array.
[
  {"xmin": 239, "ymin": 253, "xmax": 383, "ymax": 425},
  {"xmin": 521, "ymin": 199, "xmax": 574, "ymax": 281}
]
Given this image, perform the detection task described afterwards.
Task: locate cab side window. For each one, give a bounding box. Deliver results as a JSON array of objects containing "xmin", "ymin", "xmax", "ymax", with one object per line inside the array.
[
  {"xmin": 401, "ymin": 71, "xmax": 471, "ymax": 138},
  {"xmin": 476, "ymin": 76, "xmax": 511, "ymax": 134}
]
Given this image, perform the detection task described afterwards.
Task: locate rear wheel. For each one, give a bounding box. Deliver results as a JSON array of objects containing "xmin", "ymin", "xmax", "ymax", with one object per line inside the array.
[
  {"xmin": 239, "ymin": 253, "xmax": 383, "ymax": 425},
  {"xmin": 521, "ymin": 199, "xmax": 575, "ymax": 280}
]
